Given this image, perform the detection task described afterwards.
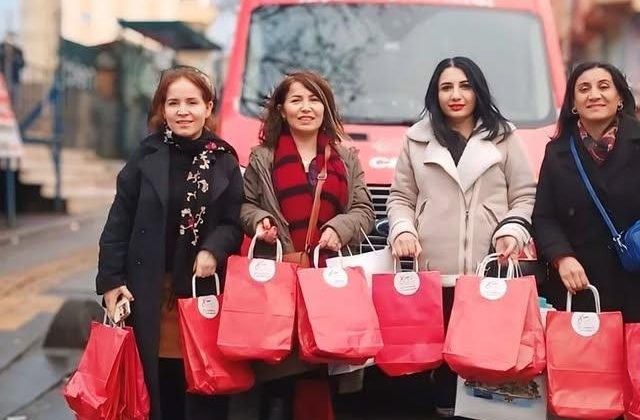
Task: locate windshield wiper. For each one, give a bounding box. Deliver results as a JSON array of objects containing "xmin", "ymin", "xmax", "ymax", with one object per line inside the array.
[{"xmin": 342, "ymin": 116, "xmax": 417, "ymax": 126}]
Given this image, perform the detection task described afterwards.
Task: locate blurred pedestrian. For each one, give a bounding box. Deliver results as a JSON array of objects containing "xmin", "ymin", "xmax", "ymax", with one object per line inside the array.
[
  {"xmin": 96, "ymin": 65, "xmax": 244, "ymax": 420},
  {"xmin": 240, "ymin": 70, "xmax": 374, "ymax": 419},
  {"xmin": 533, "ymin": 62, "xmax": 640, "ymax": 323},
  {"xmin": 386, "ymin": 56, "xmax": 536, "ymax": 417}
]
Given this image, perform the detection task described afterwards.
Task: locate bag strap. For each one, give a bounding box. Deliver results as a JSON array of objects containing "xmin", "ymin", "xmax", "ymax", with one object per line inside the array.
[
  {"xmin": 304, "ymin": 144, "xmax": 331, "ymax": 252},
  {"xmin": 569, "ymin": 137, "xmax": 623, "ymax": 243}
]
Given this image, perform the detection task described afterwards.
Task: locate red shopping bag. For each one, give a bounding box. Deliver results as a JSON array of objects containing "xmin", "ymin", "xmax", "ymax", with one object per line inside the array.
[
  {"xmin": 546, "ymin": 285, "xmax": 625, "ymax": 419},
  {"xmin": 64, "ymin": 320, "xmax": 129, "ymax": 420},
  {"xmin": 443, "ymin": 256, "xmax": 545, "ymax": 383},
  {"xmin": 217, "ymin": 237, "xmax": 298, "ymax": 363},
  {"xmin": 625, "ymin": 323, "xmax": 640, "ymax": 419},
  {"xmin": 178, "ymin": 274, "xmax": 255, "ymax": 394},
  {"xmin": 372, "ymin": 266, "xmax": 444, "ymax": 376},
  {"xmin": 121, "ymin": 327, "xmax": 150, "ymax": 420},
  {"xmin": 293, "ymin": 379, "xmax": 335, "ymax": 420},
  {"xmin": 297, "ymin": 247, "xmax": 383, "ymax": 363}
]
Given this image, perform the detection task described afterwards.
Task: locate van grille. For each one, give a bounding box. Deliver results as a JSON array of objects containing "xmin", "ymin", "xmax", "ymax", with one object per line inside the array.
[
  {"xmin": 364, "ymin": 183, "xmax": 413, "ymax": 270},
  {"xmin": 361, "ymin": 183, "xmax": 390, "ymax": 251},
  {"xmin": 368, "ymin": 183, "xmax": 390, "ymax": 220}
]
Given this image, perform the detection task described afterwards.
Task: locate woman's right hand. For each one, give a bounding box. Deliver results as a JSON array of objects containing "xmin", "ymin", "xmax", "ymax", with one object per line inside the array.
[
  {"xmin": 104, "ymin": 285, "xmax": 134, "ymax": 321},
  {"xmin": 256, "ymin": 217, "xmax": 278, "ymax": 244},
  {"xmin": 392, "ymin": 232, "xmax": 422, "ymax": 259},
  {"xmin": 556, "ymin": 256, "xmax": 589, "ymax": 294}
]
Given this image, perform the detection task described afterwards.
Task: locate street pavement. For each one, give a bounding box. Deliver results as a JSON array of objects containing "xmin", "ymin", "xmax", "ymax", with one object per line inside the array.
[{"xmin": 0, "ymin": 211, "xmax": 104, "ymax": 420}]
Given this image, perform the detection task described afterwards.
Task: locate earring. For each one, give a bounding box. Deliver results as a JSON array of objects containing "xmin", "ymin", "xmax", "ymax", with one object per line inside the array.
[
  {"xmin": 617, "ymin": 102, "xmax": 624, "ymax": 111},
  {"xmin": 163, "ymin": 121, "xmax": 173, "ymax": 139},
  {"xmin": 571, "ymin": 107, "xmax": 578, "ymax": 115}
]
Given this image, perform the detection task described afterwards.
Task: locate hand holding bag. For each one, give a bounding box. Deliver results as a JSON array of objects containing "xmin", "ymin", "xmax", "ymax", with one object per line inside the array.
[
  {"xmin": 546, "ymin": 285, "xmax": 625, "ymax": 419},
  {"xmin": 486, "ymin": 215, "xmax": 548, "ymax": 286},
  {"xmin": 218, "ymin": 237, "xmax": 298, "ymax": 362},
  {"xmin": 178, "ymin": 274, "xmax": 255, "ymax": 394}
]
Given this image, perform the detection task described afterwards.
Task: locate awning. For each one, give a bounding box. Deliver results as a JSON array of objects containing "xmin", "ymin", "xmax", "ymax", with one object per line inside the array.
[
  {"xmin": 118, "ymin": 20, "xmax": 221, "ymax": 50},
  {"xmin": 0, "ymin": 74, "xmax": 22, "ymax": 170},
  {"xmin": 59, "ymin": 39, "xmax": 101, "ymax": 66}
]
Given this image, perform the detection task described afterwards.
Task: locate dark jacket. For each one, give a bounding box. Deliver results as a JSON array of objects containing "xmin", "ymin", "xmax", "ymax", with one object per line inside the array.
[
  {"xmin": 96, "ymin": 133, "xmax": 244, "ymax": 419},
  {"xmin": 532, "ymin": 115, "xmax": 640, "ymax": 322}
]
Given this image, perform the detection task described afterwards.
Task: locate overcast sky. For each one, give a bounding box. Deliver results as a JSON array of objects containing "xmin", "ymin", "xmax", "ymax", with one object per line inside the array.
[{"xmin": 0, "ymin": 0, "xmax": 20, "ymax": 40}]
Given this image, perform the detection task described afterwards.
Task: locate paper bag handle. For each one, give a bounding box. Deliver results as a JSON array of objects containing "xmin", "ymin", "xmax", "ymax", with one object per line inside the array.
[
  {"xmin": 566, "ymin": 284, "xmax": 601, "ymax": 313},
  {"xmin": 476, "ymin": 253, "xmax": 515, "ymax": 278},
  {"xmin": 192, "ymin": 273, "xmax": 221, "ymax": 298},
  {"xmin": 248, "ymin": 233, "xmax": 283, "ymax": 262},
  {"xmin": 313, "ymin": 245, "xmax": 343, "ymax": 268},
  {"xmin": 393, "ymin": 257, "xmax": 419, "ymax": 273}
]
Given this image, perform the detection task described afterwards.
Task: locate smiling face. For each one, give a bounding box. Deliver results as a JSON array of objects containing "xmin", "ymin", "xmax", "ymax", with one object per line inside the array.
[
  {"xmin": 573, "ymin": 67, "xmax": 622, "ymax": 126},
  {"xmin": 280, "ymin": 81, "xmax": 325, "ymax": 137},
  {"xmin": 163, "ymin": 77, "xmax": 213, "ymax": 139},
  {"xmin": 437, "ymin": 66, "xmax": 477, "ymax": 126}
]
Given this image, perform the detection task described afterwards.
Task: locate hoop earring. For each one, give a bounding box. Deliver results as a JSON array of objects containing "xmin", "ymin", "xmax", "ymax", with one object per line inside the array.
[
  {"xmin": 617, "ymin": 102, "xmax": 624, "ymax": 111},
  {"xmin": 571, "ymin": 107, "xmax": 578, "ymax": 115}
]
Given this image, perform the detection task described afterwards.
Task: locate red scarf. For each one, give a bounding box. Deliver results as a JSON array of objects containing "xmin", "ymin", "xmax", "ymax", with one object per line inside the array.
[
  {"xmin": 577, "ymin": 119, "xmax": 618, "ymax": 165},
  {"xmin": 272, "ymin": 134, "xmax": 349, "ymax": 252}
]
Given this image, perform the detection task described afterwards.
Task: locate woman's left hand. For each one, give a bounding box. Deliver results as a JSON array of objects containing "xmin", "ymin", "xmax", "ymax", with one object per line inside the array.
[
  {"xmin": 318, "ymin": 227, "xmax": 342, "ymax": 252},
  {"xmin": 495, "ymin": 235, "xmax": 520, "ymax": 265},
  {"xmin": 194, "ymin": 250, "xmax": 217, "ymax": 278}
]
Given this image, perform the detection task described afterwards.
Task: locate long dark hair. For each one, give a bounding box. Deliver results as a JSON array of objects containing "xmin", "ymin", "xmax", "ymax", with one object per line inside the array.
[
  {"xmin": 553, "ymin": 61, "xmax": 637, "ymax": 141},
  {"xmin": 423, "ymin": 57, "xmax": 511, "ymax": 145},
  {"xmin": 259, "ymin": 70, "xmax": 347, "ymax": 148}
]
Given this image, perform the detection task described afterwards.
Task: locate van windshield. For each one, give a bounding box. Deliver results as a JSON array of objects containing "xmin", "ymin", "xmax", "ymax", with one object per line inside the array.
[{"xmin": 240, "ymin": 4, "xmax": 555, "ymax": 128}]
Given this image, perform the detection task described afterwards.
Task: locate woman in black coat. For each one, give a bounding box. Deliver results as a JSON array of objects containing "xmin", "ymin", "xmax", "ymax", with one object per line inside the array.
[
  {"xmin": 96, "ymin": 66, "xmax": 244, "ymax": 420},
  {"xmin": 533, "ymin": 62, "xmax": 640, "ymax": 322}
]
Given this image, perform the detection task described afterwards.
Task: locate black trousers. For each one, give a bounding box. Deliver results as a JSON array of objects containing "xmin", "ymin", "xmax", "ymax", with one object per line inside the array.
[{"xmin": 158, "ymin": 358, "xmax": 229, "ymax": 420}]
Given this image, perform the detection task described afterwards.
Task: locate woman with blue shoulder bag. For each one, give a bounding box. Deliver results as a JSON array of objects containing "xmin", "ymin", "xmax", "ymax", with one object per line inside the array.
[{"xmin": 532, "ymin": 62, "xmax": 640, "ymax": 323}]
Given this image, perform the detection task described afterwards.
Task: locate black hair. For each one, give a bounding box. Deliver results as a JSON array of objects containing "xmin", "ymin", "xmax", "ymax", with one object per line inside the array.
[
  {"xmin": 553, "ymin": 61, "xmax": 637, "ymax": 141},
  {"xmin": 423, "ymin": 56, "xmax": 511, "ymax": 146}
]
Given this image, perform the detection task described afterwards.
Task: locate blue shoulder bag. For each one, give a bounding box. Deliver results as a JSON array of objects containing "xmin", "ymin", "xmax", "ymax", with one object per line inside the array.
[{"xmin": 570, "ymin": 137, "xmax": 640, "ymax": 272}]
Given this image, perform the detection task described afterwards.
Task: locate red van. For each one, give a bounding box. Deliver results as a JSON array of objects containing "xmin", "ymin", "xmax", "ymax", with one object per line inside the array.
[{"xmin": 219, "ymin": 0, "xmax": 566, "ymax": 238}]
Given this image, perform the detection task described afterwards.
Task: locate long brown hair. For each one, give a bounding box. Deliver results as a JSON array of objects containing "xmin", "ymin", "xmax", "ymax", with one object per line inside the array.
[
  {"xmin": 148, "ymin": 66, "xmax": 217, "ymax": 133},
  {"xmin": 259, "ymin": 71, "xmax": 348, "ymax": 148}
]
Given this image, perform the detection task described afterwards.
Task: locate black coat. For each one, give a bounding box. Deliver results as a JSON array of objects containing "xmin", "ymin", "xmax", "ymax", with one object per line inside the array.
[
  {"xmin": 96, "ymin": 133, "xmax": 244, "ymax": 419},
  {"xmin": 532, "ymin": 115, "xmax": 640, "ymax": 322}
]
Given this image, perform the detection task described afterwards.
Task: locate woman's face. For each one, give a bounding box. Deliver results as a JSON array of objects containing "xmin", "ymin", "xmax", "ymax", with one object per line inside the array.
[
  {"xmin": 573, "ymin": 67, "xmax": 621, "ymax": 126},
  {"xmin": 163, "ymin": 77, "xmax": 213, "ymax": 139},
  {"xmin": 438, "ymin": 67, "xmax": 476, "ymax": 125},
  {"xmin": 280, "ymin": 82, "xmax": 325, "ymax": 137}
]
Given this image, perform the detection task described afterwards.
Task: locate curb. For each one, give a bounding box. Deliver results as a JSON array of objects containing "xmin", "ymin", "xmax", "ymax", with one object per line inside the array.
[{"xmin": 0, "ymin": 209, "xmax": 107, "ymax": 247}]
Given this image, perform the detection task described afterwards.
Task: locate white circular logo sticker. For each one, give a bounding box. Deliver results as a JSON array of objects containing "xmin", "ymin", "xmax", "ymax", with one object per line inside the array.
[
  {"xmin": 249, "ymin": 258, "xmax": 276, "ymax": 282},
  {"xmin": 394, "ymin": 272, "xmax": 420, "ymax": 296},
  {"xmin": 323, "ymin": 267, "xmax": 349, "ymax": 288},
  {"xmin": 198, "ymin": 295, "xmax": 220, "ymax": 319},
  {"xmin": 479, "ymin": 277, "xmax": 507, "ymax": 300},
  {"xmin": 571, "ymin": 312, "xmax": 600, "ymax": 337}
]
